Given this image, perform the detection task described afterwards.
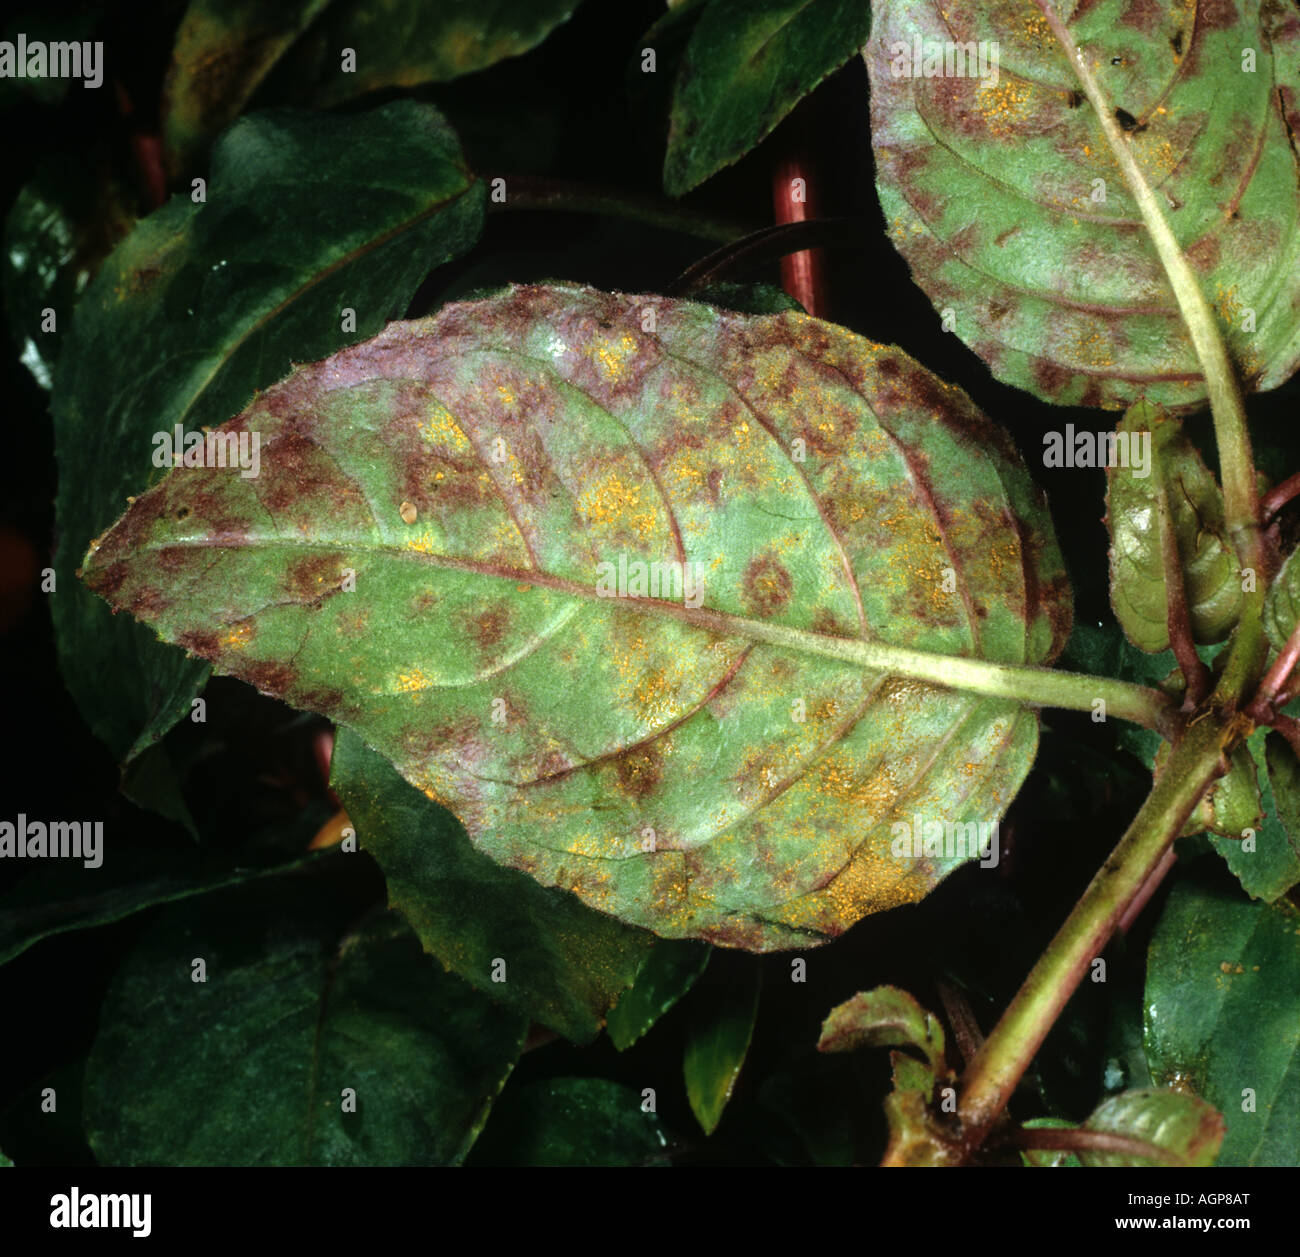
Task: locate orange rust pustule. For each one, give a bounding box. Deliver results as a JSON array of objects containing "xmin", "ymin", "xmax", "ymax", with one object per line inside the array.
[{"xmin": 742, "ymin": 554, "xmax": 794, "ymax": 616}]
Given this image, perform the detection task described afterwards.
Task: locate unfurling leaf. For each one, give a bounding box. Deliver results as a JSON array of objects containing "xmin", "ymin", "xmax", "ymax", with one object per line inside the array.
[
  {"xmin": 1208, "ymin": 744, "xmax": 1263, "ymax": 840},
  {"xmin": 81, "ymin": 283, "xmax": 1071, "ymax": 950},
  {"xmin": 818, "ymin": 987, "xmax": 958, "ymax": 1165},
  {"xmin": 867, "ymin": 0, "xmax": 1300, "ymax": 412},
  {"xmin": 1209, "ymin": 728, "xmax": 1300, "ymax": 901},
  {"xmin": 1264, "ymin": 546, "xmax": 1300, "ymax": 653},
  {"xmin": 1078, "ymin": 1087, "xmax": 1225, "ymax": 1167},
  {"xmin": 1106, "ymin": 402, "xmax": 1240, "ymax": 652},
  {"xmin": 817, "ymin": 984, "xmax": 946, "ymax": 1078}
]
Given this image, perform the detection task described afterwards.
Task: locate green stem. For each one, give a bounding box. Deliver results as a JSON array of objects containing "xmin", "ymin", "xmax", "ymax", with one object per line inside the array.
[
  {"xmin": 953, "ymin": 716, "xmax": 1226, "ymax": 1158},
  {"xmin": 1036, "ymin": 0, "xmax": 1267, "ymax": 708},
  {"xmin": 916, "ymin": 2, "xmax": 1272, "ymax": 1168},
  {"xmin": 485, "ymin": 174, "xmax": 756, "ymax": 243}
]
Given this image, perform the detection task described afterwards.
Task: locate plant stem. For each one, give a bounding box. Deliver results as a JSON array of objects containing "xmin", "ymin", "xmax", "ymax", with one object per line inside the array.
[
  {"xmin": 953, "ymin": 716, "xmax": 1226, "ymax": 1158},
  {"xmin": 1037, "ymin": 0, "xmax": 1268, "ymax": 711},
  {"xmin": 486, "ymin": 174, "xmax": 756, "ymax": 243},
  {"xmin": 1262, "ymin": 470, "xmax": 1300, "ymax": 523},
  {"xmin": 1250, "ymin": 618, "xmax": 1300, "ymax": 713},
  {"xmin": 1157, "ymin": 483, "xmax": 1210, "ymax": 709},
  {"xmin": 999, "ymin": 1127, "xmax": 1186, "ymax": 1166}
]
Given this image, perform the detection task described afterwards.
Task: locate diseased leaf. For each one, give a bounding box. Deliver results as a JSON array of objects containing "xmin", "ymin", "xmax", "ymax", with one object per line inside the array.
[
  {"xmin": 1106, "ymin": 402, "xmax": 1240, "ymax": 652},
  {"xmin": 606, "ymin": 939, "xmax": 711, "ymax": 1051},
  {"xmin": 466, "ymin": 1077, "xmax": 671, "ymax": 1167},
  {"xmin": 161, "ymin": 0, "xmax": 332, "ymax": 176},
  {"xmin": 84, "ymin": 880, "xmax": 527, "ymax": 1166},
  {"xmin": 268, "ymin": 0, "xmax": 584, "ymax": 108},
  {"xmin": 816, "ymin": 984, "xmax": 946, "ymax": 1077},
  {"xmin": 331, "ymin": 727, "xmax": 659, "ymax": 1044},
  {"xmin": 683, "ymin": 963, "xmax": 760, "ymax": 1133},
  {"xmin": 663, "ymin": 0, "xmax": 872, "ymax": 195},
  {"xmin": 81, "ymin": 283, "xmax": 1072, "ymax": 949},
  {"xmin": 53, "ymin": 101, "xmax": 484, "ymax": 765},
  {"xmin": 1264, "ymin": 545, "xmax": 1300, "ymax": 652},
  {"xmin": 867, "ymin": 0, "xmax": 1300, "ymax": 411},
  {"xmin": 1078, "ymin": 1087, "xmax": 1225, "ymax": 1167},
  {"xmin": 1145, "ymin": 877, "xmax": 1300, "ymax": 1166}
]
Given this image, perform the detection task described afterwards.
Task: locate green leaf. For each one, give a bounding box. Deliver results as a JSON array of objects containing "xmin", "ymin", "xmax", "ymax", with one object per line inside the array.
[
  {"xmin": 270, "ymin": 0, "xmax": 583, "ymax": 108},
  {"xmin": 2, "ymin": 157, "xmax": 132, "ymax": 391},
  {"xmin": 80, "ymin": 283, "xmax": 1072, "ymax": 949},
  {"xmin": 0, "ymin": 844, "xmax": 329, "ymax": 970},
  {"xmin": 1209, "ymin": 729, "xmax": 1300, "ymax": 900},
  {"xmin": 1145, "ymin": 877, "xmax": 1300, "ymax": 1166},
  {"xmin": 816, "ymin": 985, "xmax": 959, "ymax": 1164},
  {"xmin": 1207, "ymin": 743, "xmax": 1263, "ymax": 840},
  {"xmin": 627, "ymin": 0, "xmax": 708, "ymax": 142},
  {"xmin": 161, "ymin": 0, "xmax": 332, "ymax": 177},
  {"xmin": 466, "ymin": 1078, "xmax": 670, "ymax": 1167},
  {"xmin": 683, "ymin": 963, "xmax": 760, "ymax": 1134},
  {"xmin": 1106, "ymin": 402, "xmax": 1240, "ymax": 652},
  {"xmin": 1078, "ymin": 1087, "xmax": 1224, "ymax": 1167},
  {"xmin": 664, "ymin": 0, "xmax": 872, "ymax": 195},
  {"xmin": 84, "ymin": 879, "xmax": 526, "ymax": 1166},
  {"xmin": 867, "ymin": 0, "xmax": 1300, "ymax": 411},
  {"xmin": 52, "ymin": 101, "xmax": 484, "ymax": 765},
  {"xmin": 691, "ymin": 281, "xmax": 805, "ymax": 316},
  {"xmin": 606, "ymin": 939, "xmax": 711, "ymax": 1050},
  {"xmin": 1264, "ymin": 545, "xmax": 1300, "ymax": 653},
  {"xmin": 330, "ymin": 727, "xmax": 658, "ymax": 1044},
  {"xmin": 816, "ymin": 984, "xmax": 946, "ymax": 1078}
]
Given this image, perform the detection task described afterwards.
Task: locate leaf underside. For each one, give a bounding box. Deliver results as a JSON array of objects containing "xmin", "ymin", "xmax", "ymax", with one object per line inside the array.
[
  {"xmin": 82, "ymin": 283, "xmax": 1071, "ymax": 950},
  {"xmin": 867, "ymin": 0, "xmax": 1300, "ymax": 412}
]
